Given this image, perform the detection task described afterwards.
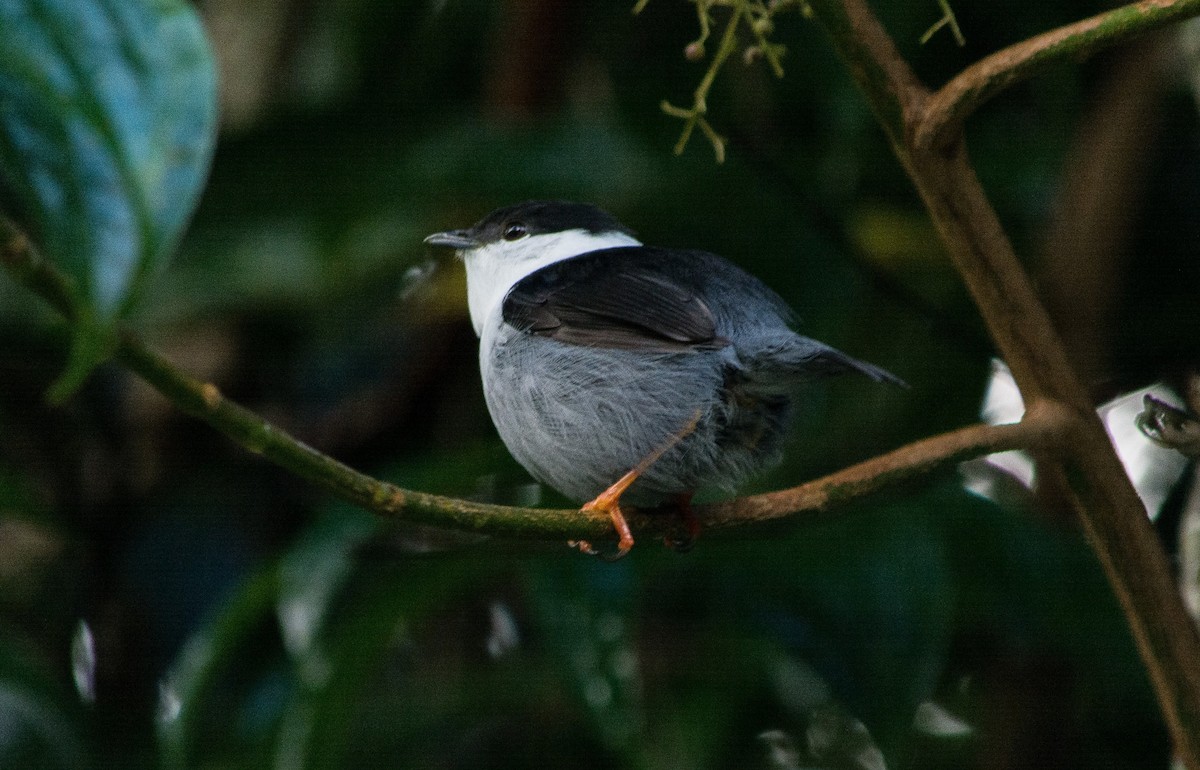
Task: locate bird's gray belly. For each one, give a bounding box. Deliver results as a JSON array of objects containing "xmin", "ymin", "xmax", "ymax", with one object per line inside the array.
[{"xmin": 481, "ymin": 326, "xmax": 790, "ymax": 505}]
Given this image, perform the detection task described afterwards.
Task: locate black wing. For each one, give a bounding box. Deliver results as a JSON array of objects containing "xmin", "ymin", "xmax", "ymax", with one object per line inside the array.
[{"xmin": 502, "ymin": 248, "xmax": 727, "ymax": 351}]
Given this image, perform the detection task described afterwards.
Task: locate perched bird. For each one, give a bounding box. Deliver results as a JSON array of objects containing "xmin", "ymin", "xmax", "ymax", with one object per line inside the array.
[{"xmin": 425, "ymin": 201, "xmax": 902, "ymax": 557}]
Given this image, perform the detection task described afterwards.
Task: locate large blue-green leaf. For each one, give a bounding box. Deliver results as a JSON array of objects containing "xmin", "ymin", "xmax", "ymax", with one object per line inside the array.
[{"xmin": 0, "ymin": 0, "xmax": 217, "ymax": 390}]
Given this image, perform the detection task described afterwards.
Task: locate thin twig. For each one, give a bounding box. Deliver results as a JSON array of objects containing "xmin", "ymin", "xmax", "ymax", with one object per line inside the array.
[
  {"xmin": 698, "ymin": 404, "xmax": 1068, "ymax": 528},
  {"xmin": 916, "ymin": 0, "xmax": 1200, "ymax": 150},
  {"xmin": 0, "ymin": 220, "xmax": 82, "ymax": 320},
  {"xmin": 919, "ymin": 0, "xmax": 965, "ymax": 46},
  {"xmin": 746, "ymin": 2, "xmax": 787, "ymax": 77}
]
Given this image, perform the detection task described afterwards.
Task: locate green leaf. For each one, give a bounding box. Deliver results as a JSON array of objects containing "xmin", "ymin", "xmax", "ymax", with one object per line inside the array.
[
  {"xmin": 0, "ymin": 630, "xmax": 88, "ymax": 770},
  {"xmin": 157, "ymin": 567, "xmax": 283, "ymax": 770},
  {"xmin": 0, "ymin": 0, "xmax": 218, "ymax": 387}
]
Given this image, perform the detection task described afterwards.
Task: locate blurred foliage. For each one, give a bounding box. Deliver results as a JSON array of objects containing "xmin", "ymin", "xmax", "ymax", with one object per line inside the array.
[
  {"xmin": 1, "ymin": 0, "xmax": 1199, "ymax": 767},
  {"xmin": 0, "ymin": 0, "xmax": 217, "ymax": 397}
]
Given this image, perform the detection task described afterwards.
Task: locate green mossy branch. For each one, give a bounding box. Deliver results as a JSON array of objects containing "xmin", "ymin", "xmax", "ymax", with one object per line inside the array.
[{"xmin": 2, "ymin": 214, "xmax": 1059, "ymax": 547}]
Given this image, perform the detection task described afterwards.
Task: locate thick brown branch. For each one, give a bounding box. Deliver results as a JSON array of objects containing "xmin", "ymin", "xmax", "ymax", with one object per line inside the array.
[
  {"xmin": 808, "ymin": 0, "xmax": 1084, "ymax": 406},
  {"xmin": 806, "ymin": 0, "xmax": 1200, "ymax": 766}
]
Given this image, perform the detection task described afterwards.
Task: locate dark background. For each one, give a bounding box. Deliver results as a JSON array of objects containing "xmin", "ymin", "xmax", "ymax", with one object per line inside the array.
[{"xmin": 2, "ymin": 0, "xmax": 1200, "ymax": 767}]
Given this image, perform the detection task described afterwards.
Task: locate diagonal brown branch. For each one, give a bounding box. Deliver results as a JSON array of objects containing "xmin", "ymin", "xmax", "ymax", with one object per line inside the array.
[{"xmin": 805, "ymin": 0, "xmax": 1200, "ymax": 766}]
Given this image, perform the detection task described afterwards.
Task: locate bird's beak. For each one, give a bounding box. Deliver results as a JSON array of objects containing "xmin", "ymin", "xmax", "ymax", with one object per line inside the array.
[{"xmin": 424, "ymin": 230, "xmax": 480, "ymax": 250}]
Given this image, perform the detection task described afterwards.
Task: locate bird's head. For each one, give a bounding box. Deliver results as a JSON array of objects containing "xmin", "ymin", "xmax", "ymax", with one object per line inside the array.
[{"xmin": 425, "ymin": 201, "xmax": 641, "ymax": 334}]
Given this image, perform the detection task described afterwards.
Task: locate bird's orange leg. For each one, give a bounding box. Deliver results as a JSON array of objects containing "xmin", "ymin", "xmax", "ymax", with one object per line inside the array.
[
  {"xmin": 570, "ymin": 410, "xmax": 703, "ymax": 560},
  {"xmin": 570, "ymin": 468, "xmax": 641, "ymax": 558}
]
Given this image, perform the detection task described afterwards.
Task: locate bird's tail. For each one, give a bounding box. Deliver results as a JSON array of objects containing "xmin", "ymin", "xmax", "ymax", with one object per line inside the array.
[{"xmin": 738, "ymin": 334, "xmax": 907, "ymax": 389}]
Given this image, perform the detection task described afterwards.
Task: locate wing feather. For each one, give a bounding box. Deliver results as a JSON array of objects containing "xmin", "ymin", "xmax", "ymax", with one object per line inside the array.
[{"xmin": 502, "ymin": 248, "xmax": 724, "ymax": 351}]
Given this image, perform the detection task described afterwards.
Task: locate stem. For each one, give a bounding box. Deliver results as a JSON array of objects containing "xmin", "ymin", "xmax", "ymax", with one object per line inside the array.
[
  {"xmin": 699, "ymin": 404, "xmax": 1067, "ymax": 528},
  {"xmin": 697, "ymin": 1, "xmax": 745, "ymax": 104},
  {"xmin": 919, "ymin": 0, "xmax": 965, "ymax": 46},
  {"xmin": 0, "ymin": 220, "xmax": 83, "ymax": 320},
  {"xmin": 113, "ymin": 325, "xmax": 622, "ymax": 541},
  {"xmin": 662, "ymin": 1, "xmax": 745, "ymax": 160},
  {"xmin": 806, "ymin": 0, "xmax": 1200, "ymax": 764},
  {"xmin": 746, "ymin": 3, "xmax": 787, "ymax": 77}
]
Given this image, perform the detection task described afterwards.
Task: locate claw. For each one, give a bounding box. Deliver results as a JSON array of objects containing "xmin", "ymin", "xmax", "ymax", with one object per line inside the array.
[
  {"xmin": 567, "ymin": 539, "xmax": 601, "ymax": 557},
  {"xmin": 569, "ymin": 537, "xmax": 632, "ymax": 562},
  {"xmin": 576, "ymin": 481, "xmax": 636, "ymax": 560}
]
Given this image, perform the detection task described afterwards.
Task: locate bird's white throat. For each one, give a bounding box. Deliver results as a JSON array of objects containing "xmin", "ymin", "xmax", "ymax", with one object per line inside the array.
[{"xmin": 461, "ymin": 228, "xmax": 641, "ymax": 336}]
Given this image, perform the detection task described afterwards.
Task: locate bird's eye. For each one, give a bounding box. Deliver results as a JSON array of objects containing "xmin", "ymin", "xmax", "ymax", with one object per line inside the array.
[{"xmin": 503, "ymin": 222, "xmax": 528, "ymax": 241}]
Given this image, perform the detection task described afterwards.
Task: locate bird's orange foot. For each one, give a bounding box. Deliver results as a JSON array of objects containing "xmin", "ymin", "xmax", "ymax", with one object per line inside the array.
[
  {"xmin": 572, "ymin": 500, "xmax": 634, "ymax": 561},
  {"xmin": 570, "ymin": 410, "xmax": 703, "ymax": 559},
  {"xmin": 571, "ymin": 470, "xmax": 639, "ymax": 560}
]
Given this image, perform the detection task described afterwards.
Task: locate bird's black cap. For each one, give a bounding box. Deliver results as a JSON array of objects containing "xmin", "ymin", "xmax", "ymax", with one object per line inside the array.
[{"xmin": 425, "ymin": 200, "xmax": 635, "ymax": 249}]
